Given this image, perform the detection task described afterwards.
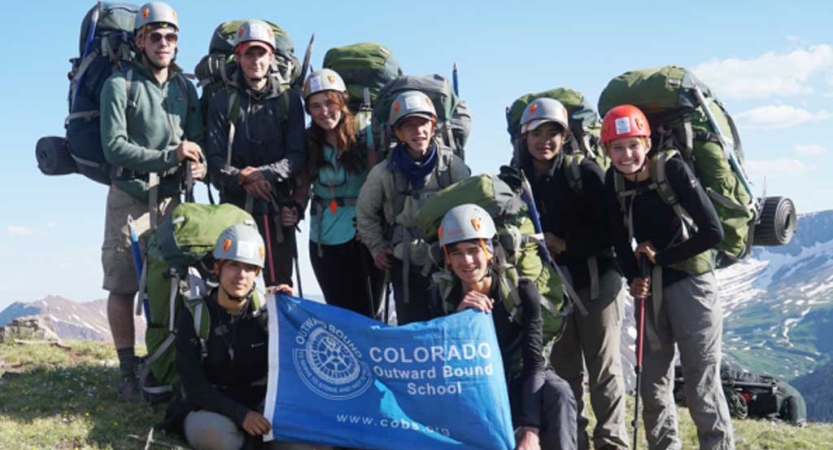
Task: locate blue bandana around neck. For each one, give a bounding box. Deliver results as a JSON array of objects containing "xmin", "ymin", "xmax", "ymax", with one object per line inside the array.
[{"xmin": 389, "ymin": 142, "xmax": 438, "ymax": 190}]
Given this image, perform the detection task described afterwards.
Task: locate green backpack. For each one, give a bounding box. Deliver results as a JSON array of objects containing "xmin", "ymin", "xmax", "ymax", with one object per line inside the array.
[
  {"xmin": 507, "ymin": 88, "xmax": 610, "ymax": 174},
  {"xmin": 322, "ymin": 42, "xmax": 402, "ymax": 168},
  {"xmin": 139, "ymin": 203, "xmax": 256, "ymax": 403},
  {"xmin": 598, "ymin": 66, "xmax": 761, "ymax": 269},
  {"xmin": 416, "ymin": 174, "xmax": 569, "ymax": 350},
  {"xmin": 323, "ymin": 42, "xmax": 402, "ymax": 113}
]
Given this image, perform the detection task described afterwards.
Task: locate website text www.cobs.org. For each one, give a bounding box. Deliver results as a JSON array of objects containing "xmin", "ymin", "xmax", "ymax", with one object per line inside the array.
[{"xmin": 335, "ymin": 414, "xmax": 452, "ymax": 437}]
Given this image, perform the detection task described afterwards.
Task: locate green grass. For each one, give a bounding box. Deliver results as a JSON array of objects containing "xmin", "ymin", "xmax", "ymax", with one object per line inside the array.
[{"xmin": 2, "ymin": 340, "xmax": 832, "ymax": 449}]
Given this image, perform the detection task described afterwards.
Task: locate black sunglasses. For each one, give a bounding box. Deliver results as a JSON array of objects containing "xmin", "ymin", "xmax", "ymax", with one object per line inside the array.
[{"xmin": 149, "ymin": 32, "xmax": 178, "ymax": 44}]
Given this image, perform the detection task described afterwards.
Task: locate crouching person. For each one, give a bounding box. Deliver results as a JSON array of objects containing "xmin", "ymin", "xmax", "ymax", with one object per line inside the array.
[
  {"xmin": 162, "ymin": 223, "xmax": 330, "ymax": 450},
  {"xmin": 432, "ymin": 204, "xmax": 578, "ymax": 450}
]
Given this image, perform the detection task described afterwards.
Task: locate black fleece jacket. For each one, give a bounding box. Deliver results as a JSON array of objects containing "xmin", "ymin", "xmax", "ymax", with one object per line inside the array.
[
  {"xmin": 521, "ymin": 152, "xmax": 620, "ymax": 291},
  {"xmin": 605, "ymin": 157, "xmax": 724, "ymax": 286},
  {"xmin": 443, "ymin": 274, "xmax": 546, "ymax": 428},
  {"xmin": 173, "ymin": 291, "xmax": 269, "ymax": 427}
]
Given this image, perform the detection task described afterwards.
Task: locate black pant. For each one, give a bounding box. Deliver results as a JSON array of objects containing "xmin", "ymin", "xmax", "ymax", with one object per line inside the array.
[
  {"xmin": 253, "ymin": 213, "xmax": 295, "ymax": 287},
  {"xmin": 309, "ymin": 238, "xmax": 384, "ymax": 319},
  {"xmin": 390, "ymin": 259, "xmax": 433, "ymax": 325},
  {"xmin": 509, "ymin": 368, "xmax": 579, "ymax": 450}
]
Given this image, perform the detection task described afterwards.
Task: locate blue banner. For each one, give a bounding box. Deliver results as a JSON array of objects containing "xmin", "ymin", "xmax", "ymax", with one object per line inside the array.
[{"xmin": 264, "ymin": 294, "xmax": 515, "ymax": 450}]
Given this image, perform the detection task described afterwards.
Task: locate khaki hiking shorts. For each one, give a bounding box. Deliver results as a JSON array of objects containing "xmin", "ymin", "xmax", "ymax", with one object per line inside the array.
[{"xmin": 101, "ymin": 186, "xmax": 177, "ymax": 295}]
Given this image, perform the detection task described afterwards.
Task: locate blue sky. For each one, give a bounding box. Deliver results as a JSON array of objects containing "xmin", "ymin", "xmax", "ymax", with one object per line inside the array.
[{"xmin": 2, "ymin": 0, "xmax": 831, "ymax": 309}]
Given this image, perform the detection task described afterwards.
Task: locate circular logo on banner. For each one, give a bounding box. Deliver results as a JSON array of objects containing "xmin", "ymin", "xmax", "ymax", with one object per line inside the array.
[{"xmin": 293, "ymin": 323, "xmax": 373, "ymax": 400}]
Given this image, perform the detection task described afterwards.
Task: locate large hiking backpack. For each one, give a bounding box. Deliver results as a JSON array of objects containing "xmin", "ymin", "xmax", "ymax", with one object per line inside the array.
[
  {"xmin": 416, "ymin": 174, "xmax": 569, "ymax": 350},
  {"xmin": 598, "ymin": 66, "xmax": 796, "ymax": 268},
  {"xmin": 194, "ymin": 20, "xmax": 303, "ymax": 120},
  {"xmin": 323, "ymin": 42, "xmax": 402, "ymax": 113},
  {"xmin": 373, "ymin": 74, "xmax": 472, "ymax": 161},
  {"xmin": 674, "ymin": 364, "xmax": 807, "ymax": 426},
  {"xmin": 36, "ymin": 2, "xmax": 138, "ymax": 185},
  {"xmin": 507, "ymin": 88, "xmax": 609, "ymax": 173},
  {"xmin": 139, "ymin": 203, "xmax": 256, "ymax": 403},
  {"xmin": 322, "ymin": 42, "xmax": 402, "ymax": 168}
]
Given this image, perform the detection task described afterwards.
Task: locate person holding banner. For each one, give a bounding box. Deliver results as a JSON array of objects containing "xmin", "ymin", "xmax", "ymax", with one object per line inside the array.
[
  {"xmin": 432, "ymin": 204, "xmax": 578, "ymax": 450},
  {"xmin": 206, "ymin": 19, "xmax": 306, "ymax": 289},
  {"xmin": 290, "ymin": 69, "xmax": 384, "ymax": 318},
  {"xmin": 163, "ymin": 223, "xmax": 329, "ymax": 450}
]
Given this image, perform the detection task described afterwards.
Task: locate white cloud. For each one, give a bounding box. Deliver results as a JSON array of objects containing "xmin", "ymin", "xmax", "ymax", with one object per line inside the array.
[
  {"xmin": 734, "ymin": 105, "xmax": 830, "ymax": 128},
  {"xmin": 693, "ymin": 44, "xmax": 833, "ymax": 100},
  {"xmin": 746, "ymin": 159, "xmax": 815, "ymax": 179},
  {"xmin": 6, "ymin": 225, "xmax": 35, "ymax": 237},
  {"xmin": 795, "ymin": 144, "xmax": 827, "ymax": 156}
]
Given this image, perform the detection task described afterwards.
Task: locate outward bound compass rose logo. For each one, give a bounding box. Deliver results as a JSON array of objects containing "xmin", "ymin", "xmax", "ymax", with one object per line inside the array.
[{"xmin": 293, "ymin": 321, "xmax": 373, "ymax": 400}]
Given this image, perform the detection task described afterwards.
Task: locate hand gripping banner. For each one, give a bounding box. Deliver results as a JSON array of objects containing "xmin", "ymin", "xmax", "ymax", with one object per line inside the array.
[{"xmin": 264, "ymin": 293, "xmax": 516, "ymax": 450}]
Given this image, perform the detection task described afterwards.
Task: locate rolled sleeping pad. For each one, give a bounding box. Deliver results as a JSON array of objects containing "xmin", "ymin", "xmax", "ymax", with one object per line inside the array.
[{"xmin": 36, "ymin": 136, "xmax": 78, "ymax": 176}]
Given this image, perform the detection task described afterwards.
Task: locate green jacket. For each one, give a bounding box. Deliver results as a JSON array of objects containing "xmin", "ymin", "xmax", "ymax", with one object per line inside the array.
[{"xmin": 100, "ymin": 61, "xmax": 203, "ymax": 200}]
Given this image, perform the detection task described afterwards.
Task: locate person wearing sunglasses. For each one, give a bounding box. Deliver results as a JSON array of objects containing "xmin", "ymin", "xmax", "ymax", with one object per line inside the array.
[
  {"xmin": 98, "ymin": 1, "xmax": 205, "ymax": 403},
  {"xmin": 206, "ymin": 19, "xmax": 306, "ymax": 290}
]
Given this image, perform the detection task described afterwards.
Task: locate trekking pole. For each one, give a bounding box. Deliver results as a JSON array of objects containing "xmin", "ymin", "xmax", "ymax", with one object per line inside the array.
[
  {"xmin": 296, "ymin": 33, "xmax": 315, "ymax": 90},
  {"xmin": 293, "ymin": 232, "xmax": 304, "ymax": 298},
  {"xmin": 183, "ymin": 160, "xmax": 195, "ymax": 203},
  {"xmin": 360, "ymin": 247, "xmax": 377, "ymax": 319},
  {"xmin": 516, "ymin": 169, "xmax": 589, "ymax": 316},
  {"xmin": 382, "ymin": 268, "xmax": 391, "ymax": 324},
  {"xmin": 452, "ymin": 62, "xmax": 459, "ymax": 97},
  {"xmin": 632, "ymin": 254, "xmax": 651, "ymax": 450},
  {"xmin": 262, "ymin": 213, "xmax": 277, "ymax": 285}
]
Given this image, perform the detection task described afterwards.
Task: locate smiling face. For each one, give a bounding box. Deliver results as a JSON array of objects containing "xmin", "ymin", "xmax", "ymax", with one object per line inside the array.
[
  {"xmin": 217, "ymin": 260, "xmax": 259, "ymax": 298},
  {"xmin": 447, "ymin": 240, "xmax": 491, "ymax": 286},
  {"xmin": 307, "ymin": 91, "xmax": 344, "ymax": 131},
  {"xmin": 606, "ymin": 137, "xmax": 651, "ymax": 175},
  {"xmin": 238, "ymin": 44, "xmax": 273, "ymax": 82},
  {"xmin": 395, "ymin": 115, "xmax": 435, "ymax": 156},
  {"xmin": 137, "ymin": 26, "xmax": 178, "ymax": 68},
  {"xmin": 524, "ymin": 122, "xmax": 567, "ymax": 163}
]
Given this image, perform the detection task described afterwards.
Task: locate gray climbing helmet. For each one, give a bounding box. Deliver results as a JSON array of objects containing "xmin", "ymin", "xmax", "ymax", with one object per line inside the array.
[
  {"xmin": 303, "ymin": 68, "xmax": 347, "ymax": 100},
  {"xmin": 233, "ymin": 19, "xmax": 275, "ymax": 53},
  {"xmin": 135, "ymin": 2, "xmax": 179, "ymax": 31},
  {"xmin": 520, "ymin": 98, "xmax": 569, "ymax": 134},
  {"xmin": 439, "ymin": 204, "xmax": 497, "ymax": 248},
  {"xmin": 213, "ymin": 223, "xmax": 265, "ymax": 268},
  {"xmin": 390, "ymin": 91, "xmax": 437, "ymax": 128}
]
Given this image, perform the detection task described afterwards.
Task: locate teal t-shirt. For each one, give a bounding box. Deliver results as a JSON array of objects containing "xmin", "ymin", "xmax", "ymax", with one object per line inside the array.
[{"xmin": 310, "ymin": 145, "xmax": 368, "ymax": 245}]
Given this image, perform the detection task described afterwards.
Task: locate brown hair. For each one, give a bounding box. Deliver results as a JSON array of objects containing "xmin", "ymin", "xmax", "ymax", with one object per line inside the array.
[{"xmin": 306, "ymin": 91, "xmax": 364, "ymax": 175}]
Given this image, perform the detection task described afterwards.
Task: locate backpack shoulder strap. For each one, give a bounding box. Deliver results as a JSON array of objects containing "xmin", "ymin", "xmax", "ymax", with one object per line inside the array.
[
  {"xmin": 225, "ymin": 87, "xmax": 241, "ymax": 167},
  {"xmin": 436, "ymin": 146, "xmax": 455, "ymax": 189},
  {"xmin": 564, "ymin": 153, "xmax": 584, "ymax": 194},
  {"xmin": 184, "ymin": 297, "xmax": 212, "ymax": 358},
  {"xmin": 251, "ymin": 291, "xmax": 268, "ymax": 332},
  {"xmin": 389, "ymin": 153, "xmax": 408, "ymax": 219},
  {"xmin": 652, "ymin": 149, "xmax": 698, "ymax": 239},
  {"xmin": 124, "ymin": 67, "xmax": 139, "ymax": 112}
]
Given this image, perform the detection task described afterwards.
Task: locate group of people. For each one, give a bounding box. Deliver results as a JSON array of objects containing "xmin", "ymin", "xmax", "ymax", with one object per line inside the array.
[{"xmin": 96, "ymin": 2, "xmax": 735, "ymax": 449}]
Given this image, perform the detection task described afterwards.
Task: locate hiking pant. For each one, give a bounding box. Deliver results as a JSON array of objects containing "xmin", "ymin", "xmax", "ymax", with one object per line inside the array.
[
  {"xmin": 550, "ymin": 269, "xmax": 629, "ymax": 450},
  {"xmin": 254, "ymin": 213, "xmax": 295, "ymax": 288},
  {"xmin": 640, "ymin": 272, "xmax": 734, "ymax": 450},
  {"xmin": 390, "ymin": 259, "xmax": 433, "ymax": 325},
  {"xmin": 510, "ymin": 368, "xmax": 579, "ymax": 450},
  {"xmin": 309, "ymin": 238, "xmax": 384, "ymax": 318},
  {"xmin": 184, "ymin": 410, "xmax": 332, "ymax": 450},
  {"xmin": 102, "ymin": 185, "xmax": 177, "ymax": 294}
]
